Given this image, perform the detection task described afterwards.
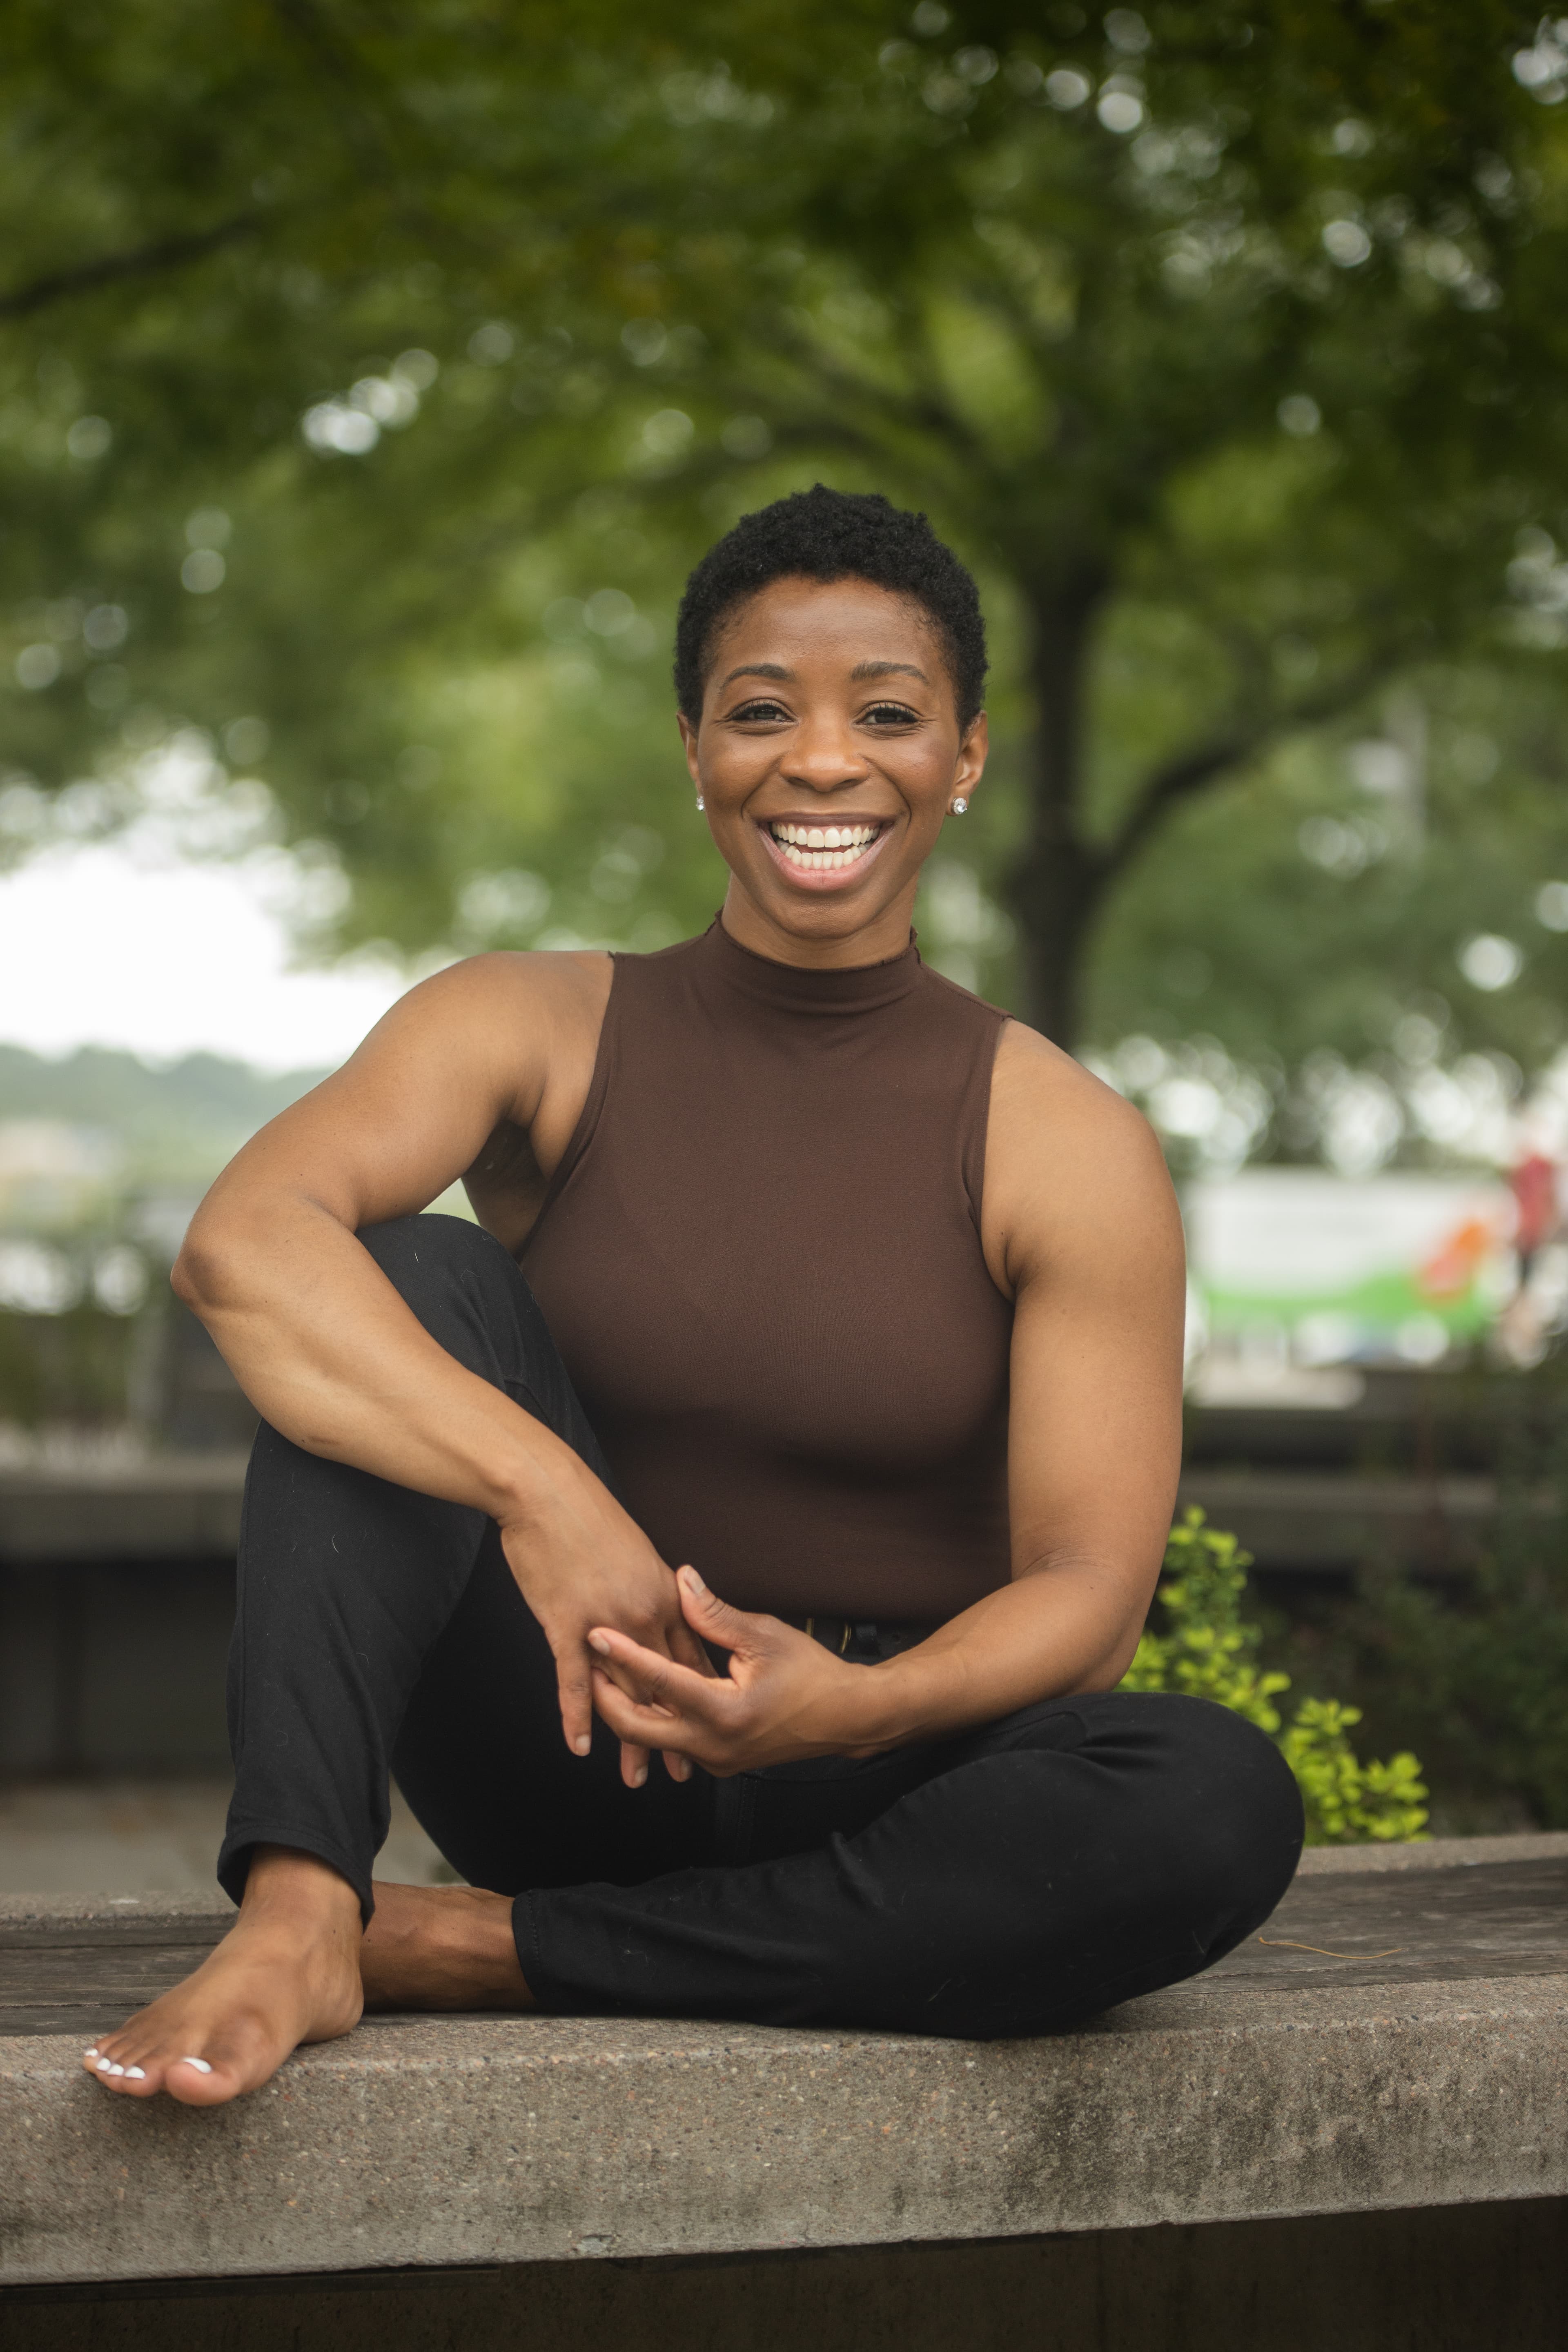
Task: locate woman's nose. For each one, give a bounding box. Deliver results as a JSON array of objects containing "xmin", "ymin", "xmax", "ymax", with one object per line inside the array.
[{"xmin": 782, "ymin": 722, "xmax": 870, "ymax": 788}]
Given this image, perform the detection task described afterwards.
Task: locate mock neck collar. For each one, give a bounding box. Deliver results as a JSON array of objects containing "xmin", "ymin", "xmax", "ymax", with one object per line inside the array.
[{"xmin": 697, "ymin": 915, "xmax": 923, "ymax": 1015}]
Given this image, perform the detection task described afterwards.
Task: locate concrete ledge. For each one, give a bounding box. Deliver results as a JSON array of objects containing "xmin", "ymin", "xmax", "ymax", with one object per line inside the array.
[
  {"xmin": 2, "ymin": 1836, "xmax": 1566, "ymax": 2289},
  {"xmin": 1, "ymin": 1458, "xmax": 1499, "ymax": 1575},
  {"xmin": 1174, "ymin": 1466, "xmax": 1497, "ymax": 1574},
  {"xmin": 0, "ymin": 1457, "xmax": 250, "ymax": 1565}
]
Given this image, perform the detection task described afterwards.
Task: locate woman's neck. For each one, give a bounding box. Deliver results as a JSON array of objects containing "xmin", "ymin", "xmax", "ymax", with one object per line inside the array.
[{"xmin": 718, "ymin": 876, "xmax": 920, "ymax": 970}]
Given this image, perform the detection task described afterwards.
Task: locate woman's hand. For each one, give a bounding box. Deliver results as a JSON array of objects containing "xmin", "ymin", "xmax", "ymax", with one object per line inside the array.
[
  {"xmin": 498, "ymin": 1469, "xmax": 717, "ymax": 1788},
  {"xmin": 585, "ymin": 1567, "xmax": 878, "ymax": 1777}
]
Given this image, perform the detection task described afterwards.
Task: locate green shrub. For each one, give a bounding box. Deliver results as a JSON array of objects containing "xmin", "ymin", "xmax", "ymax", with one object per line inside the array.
[{"xmin": 1121, "ymin": 1509, "xmax": 1429, "ymax": 1844}]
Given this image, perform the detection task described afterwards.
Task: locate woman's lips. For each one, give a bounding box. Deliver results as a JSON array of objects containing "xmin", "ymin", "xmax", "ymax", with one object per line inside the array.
[{"xmin": 757, "ymin": 818, "xmax": 890, "ymax": 885}]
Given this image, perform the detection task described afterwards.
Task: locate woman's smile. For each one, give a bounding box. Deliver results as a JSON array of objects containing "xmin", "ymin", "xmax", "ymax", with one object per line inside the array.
[{"xmin": 757, "ymin": 814, "xmax": 893, "ymax": 886}]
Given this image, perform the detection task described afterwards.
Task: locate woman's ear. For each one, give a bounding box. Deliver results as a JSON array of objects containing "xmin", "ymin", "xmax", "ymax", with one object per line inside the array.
[
  {"xmin": 677, "ymin": 712, "xmax": 702, "ymax": 789},
  {"xmin": 954, "ymin": 710, "xmax": 989, "ymax": 805}
]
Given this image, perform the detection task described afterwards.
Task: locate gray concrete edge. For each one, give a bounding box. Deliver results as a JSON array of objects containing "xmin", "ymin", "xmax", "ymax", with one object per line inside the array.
[
  {"xmin": 4, "ymin": 1837, "xmax": 1567, "ymax": 2287},
  {"xmin": 8, "ymin": 1829, "xmax": 1566, "ymax": 1928}
]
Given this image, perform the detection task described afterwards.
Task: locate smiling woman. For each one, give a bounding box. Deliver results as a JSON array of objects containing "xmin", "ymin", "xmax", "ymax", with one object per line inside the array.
[{"xmin": 80, "ymin": 487, "xmax": 1302, "ymax": 2111}]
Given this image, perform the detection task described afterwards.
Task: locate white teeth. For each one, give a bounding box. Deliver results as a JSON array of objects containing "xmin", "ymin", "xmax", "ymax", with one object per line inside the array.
[
  {"xmin": 769, "ymin": 821, "xmax": 877, "ymax": 847},
  {"xmin": 768, "ymin": 820, "xmax": 879, "ymax": 873}
]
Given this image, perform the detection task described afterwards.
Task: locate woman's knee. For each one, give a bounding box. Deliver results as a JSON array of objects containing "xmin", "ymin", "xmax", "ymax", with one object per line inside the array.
[
  {"xmin": 359, "ymin": 1213, "xmax": 510, "ymax": 1303},
  {"xmin": 357, "ymin": 1214, "xmax": 534, "ymax": 1379},
  {"xmin": 1145, "ymin": 1693, "xmax": 1304, "ymax": 1912}
]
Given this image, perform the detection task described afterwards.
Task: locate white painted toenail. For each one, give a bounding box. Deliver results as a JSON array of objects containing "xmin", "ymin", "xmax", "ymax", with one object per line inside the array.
[
  {"xmin": 85, "ymin": 2048, "xmax": 99, "ymax": 2059},
  {"xmin": 181, "ymin": 2056, "xmax": 213, "ymax": 2073},
  {"xmin": 107, "ymin": 2064, "xmax": 125, "ymax": 2076},
  {"xmin": 96, "ymin": 2058, "xmax": 114, "ymax": 2071},
  {"xmin": 125, "ymin": 2067, "xmax": 147, "ymax": 2079}
]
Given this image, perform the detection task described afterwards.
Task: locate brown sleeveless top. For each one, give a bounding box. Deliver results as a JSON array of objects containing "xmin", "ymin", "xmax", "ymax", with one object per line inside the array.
[{"xmin": 521, "ymin": 919, "xmax": 1013, "ymax": 1621}]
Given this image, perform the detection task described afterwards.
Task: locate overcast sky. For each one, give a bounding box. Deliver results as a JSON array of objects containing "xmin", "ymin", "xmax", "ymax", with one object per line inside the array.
[{"xmin": 0, "ymin": 842, "xmax": 411, "ymax": 1073}]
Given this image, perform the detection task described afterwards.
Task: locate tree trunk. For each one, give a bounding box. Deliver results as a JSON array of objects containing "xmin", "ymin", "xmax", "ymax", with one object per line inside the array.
[{"xmin": 1005, "ymin": 577, "xmax": 1108, "ymax": 1051}]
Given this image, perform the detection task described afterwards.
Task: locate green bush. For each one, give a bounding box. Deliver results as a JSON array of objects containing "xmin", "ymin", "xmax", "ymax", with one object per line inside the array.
[{"xmin": 1121, "ymin": 1509, "xmax": 1429, "ymax": 1844}]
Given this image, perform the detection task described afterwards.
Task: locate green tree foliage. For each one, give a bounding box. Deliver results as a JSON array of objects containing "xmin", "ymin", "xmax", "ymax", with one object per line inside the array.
[
  {"xmin": 2, "ymin": 4, "xmax": 1566, "ymax": 1050},
  {"xmin": 1123, "ymin": 1508, "xmax": 1429, "ymax": 1842}
]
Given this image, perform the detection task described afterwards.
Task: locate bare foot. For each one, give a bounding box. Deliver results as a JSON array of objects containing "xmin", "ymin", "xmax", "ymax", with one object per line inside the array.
[
  {"xmin": 360, "ymin": 1881, "xmax": 535, "ymax": 2012},
  {"xmin": 80, "ymin": 1848, "xmax": 363, "ymax": 2107}
]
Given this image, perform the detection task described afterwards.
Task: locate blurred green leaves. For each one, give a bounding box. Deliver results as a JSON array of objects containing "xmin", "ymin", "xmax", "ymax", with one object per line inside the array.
[{"xmin": 2, "ymin": 1, "xmax": 1566, "ymax": 1059}]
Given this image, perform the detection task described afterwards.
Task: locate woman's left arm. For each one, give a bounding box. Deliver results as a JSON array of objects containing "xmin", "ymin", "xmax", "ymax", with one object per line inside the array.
[
  {"xmin": 846, "ymin": 1019, "xmax": 1187, "ymax": 1737},
  {"xmin": 587, "ymin": 1023, "xmax": 1188, "ymax": 1775}
]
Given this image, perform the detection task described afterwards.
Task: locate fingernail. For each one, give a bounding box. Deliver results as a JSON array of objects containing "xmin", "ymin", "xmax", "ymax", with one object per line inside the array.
[
  {"xmin": 180, "ymin": 2056, "xmax": 213, "ymax": 2074},
  {"xmin": 588, "ymin": 1631, "xmax": 610, "ymax": 1654},
  {"xmin": 682, "ymin": 1566, "xmax": 706, "ymax": 1593},
  {"xmin": 632, "ymin": 1766, "xmax": 647, "ymax": 1788},
  {"xmin": 125, "ymin": 2067, "xmax": 147, "ymax": 2080},
  {"xmin": 572, "ymin": 1734, "xmax": 592, "ymax": 1756}
]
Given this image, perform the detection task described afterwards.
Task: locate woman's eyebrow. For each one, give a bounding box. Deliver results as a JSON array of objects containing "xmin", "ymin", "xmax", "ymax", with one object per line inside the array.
[
  {"xmin": 850, "ymin": 660, "xmax": 929, "ymax": 683},
  {"xmin": 719, "ymin": 662, "xmax": 793, "ymax": 688}
]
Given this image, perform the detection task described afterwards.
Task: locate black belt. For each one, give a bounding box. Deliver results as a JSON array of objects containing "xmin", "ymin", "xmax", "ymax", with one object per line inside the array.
[{"xmin": 783, "ymin": 1615, "xmax": 934, "ymax": 1664}]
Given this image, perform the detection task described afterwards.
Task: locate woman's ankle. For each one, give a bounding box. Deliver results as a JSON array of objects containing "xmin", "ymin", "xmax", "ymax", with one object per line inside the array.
[{"xmin": 241, "ymin": 1845, "xmax": 364, "ymax": 1929}]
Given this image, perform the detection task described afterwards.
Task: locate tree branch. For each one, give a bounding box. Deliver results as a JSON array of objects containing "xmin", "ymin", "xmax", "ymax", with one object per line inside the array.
[
  {"xmin": 1105, "ymin": 655, "xmax": 1403, "ymax": 881},
  {"xmin": 0, "ymin": 216, "xmax": 261, "ymax": 324}
]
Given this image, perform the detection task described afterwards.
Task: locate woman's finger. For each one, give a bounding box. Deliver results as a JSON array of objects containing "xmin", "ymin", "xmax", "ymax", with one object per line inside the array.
[
  {"xmin": 675, "ymin": 1566, "xmax": 774, "ymax": 1657},
  {"xmin": 552, "ymin": 1650, "xmax": 596, "ymax": 1758},
  {"xmin": 592, "ymin": 1668, "xmax": 708, "ymax": 1758},
  {"xmin": 589, "ymin": 1627, "xmax": 725, "ymax": 1717},
  {"xmin": 668, "ymin": 1606, "xmax": 720, "ymax": 1679}
]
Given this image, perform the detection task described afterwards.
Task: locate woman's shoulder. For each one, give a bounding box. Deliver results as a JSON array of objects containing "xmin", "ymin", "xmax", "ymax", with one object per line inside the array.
[
  {"xmin": 981, "ymin": 1017, "xmax": 1177, "ymax": 1292},
  {"xmin": 410, "ymin": 945, "xmax": 615, "ymax": 1023},
  {"xmin": 353, "ymin": 948, "xmax": 615, "ymax": 1134},
  {"xmin": 989, "ymin": 1016, "xmax": 1152, "ymax": 1141}
]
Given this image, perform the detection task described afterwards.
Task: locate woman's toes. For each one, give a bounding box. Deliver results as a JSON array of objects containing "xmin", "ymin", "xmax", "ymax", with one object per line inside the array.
[{"xmin": 164, "ymin": 2055, "xmax": 230, "ymax": 2107}]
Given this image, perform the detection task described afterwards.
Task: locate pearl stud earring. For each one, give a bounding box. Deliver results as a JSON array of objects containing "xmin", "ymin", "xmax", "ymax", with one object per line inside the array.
[
  {"xmin": 695, "ymin": 794, "xmax": 705, "ymax": 810},
  {"xmin": 951, "ymin": 796, "xmax": 969, "ymax": 815}
]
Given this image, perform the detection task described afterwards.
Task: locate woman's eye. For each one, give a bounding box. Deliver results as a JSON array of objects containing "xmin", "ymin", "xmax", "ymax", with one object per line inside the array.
[
  {"xmin": 728, "ymin": 699, "xmax": 791, "ymax": 723},
  {"xmin": 863, "ymin": 702, "xmax": 920, "ymax": 726}
]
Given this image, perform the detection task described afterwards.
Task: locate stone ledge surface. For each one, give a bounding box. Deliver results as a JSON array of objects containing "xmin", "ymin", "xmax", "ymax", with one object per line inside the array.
[{"xmin": 3, "ymin": 1835, "xmax": 1566, "ymax": 2288}]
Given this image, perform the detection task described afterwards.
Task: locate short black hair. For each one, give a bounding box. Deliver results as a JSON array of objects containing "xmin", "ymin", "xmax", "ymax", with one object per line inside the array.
[{"xmin": 673, "ymin": 485, "xmax": 987, "ymax": 727}]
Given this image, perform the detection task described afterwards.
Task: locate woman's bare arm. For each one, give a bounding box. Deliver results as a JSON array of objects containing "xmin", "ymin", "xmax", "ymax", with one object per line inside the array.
[
  {"xmin": 173, "ymin": 950, "xmax": 710, "ymax": 1776},
  {"xmin": 848, "ymin": 1022, "xmax": 1183, "ymax": 1731},
  {"xmin": 585, "ymin": 1022, "xmax": 1186, "ymax": 1771}
]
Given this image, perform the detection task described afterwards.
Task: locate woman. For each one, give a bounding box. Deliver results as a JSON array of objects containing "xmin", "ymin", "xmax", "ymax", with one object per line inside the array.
[{"xmin": 85, "ymin": 486, "xmax": 1302, "ymax": 2107}]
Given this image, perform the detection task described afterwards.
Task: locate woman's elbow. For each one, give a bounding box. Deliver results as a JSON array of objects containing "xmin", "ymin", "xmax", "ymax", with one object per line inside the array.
[
  {"xmin": 171, "ymin": 1232, "xmax": 216, "ymax": 1312},
  {"xmin": 172, "ymin": 1214, "xmax": 246, "ymax": 1314}
]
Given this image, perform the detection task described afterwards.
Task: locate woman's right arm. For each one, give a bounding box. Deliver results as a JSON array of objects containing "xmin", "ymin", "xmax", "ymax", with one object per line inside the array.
[{"xmin": 173, "ymin": 950, "xmax": 707, "ymax": 1781}]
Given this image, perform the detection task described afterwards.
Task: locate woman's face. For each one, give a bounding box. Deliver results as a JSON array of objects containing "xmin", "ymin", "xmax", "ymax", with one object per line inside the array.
[{"xmin": 678, "ymin": 575, "xmax": 987, "ymax": 964}]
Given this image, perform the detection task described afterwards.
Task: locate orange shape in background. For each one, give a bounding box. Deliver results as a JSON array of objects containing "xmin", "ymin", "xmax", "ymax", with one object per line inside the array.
[{"xmin": 1417, "ymin": 1217, "xmax": 1492, "ymax": 1302}]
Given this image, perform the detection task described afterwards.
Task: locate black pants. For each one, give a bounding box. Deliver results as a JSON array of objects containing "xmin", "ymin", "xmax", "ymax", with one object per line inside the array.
[{"xmin": 218, "ymin": 1216, "xmax": 1304, "ymax": 2040}]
